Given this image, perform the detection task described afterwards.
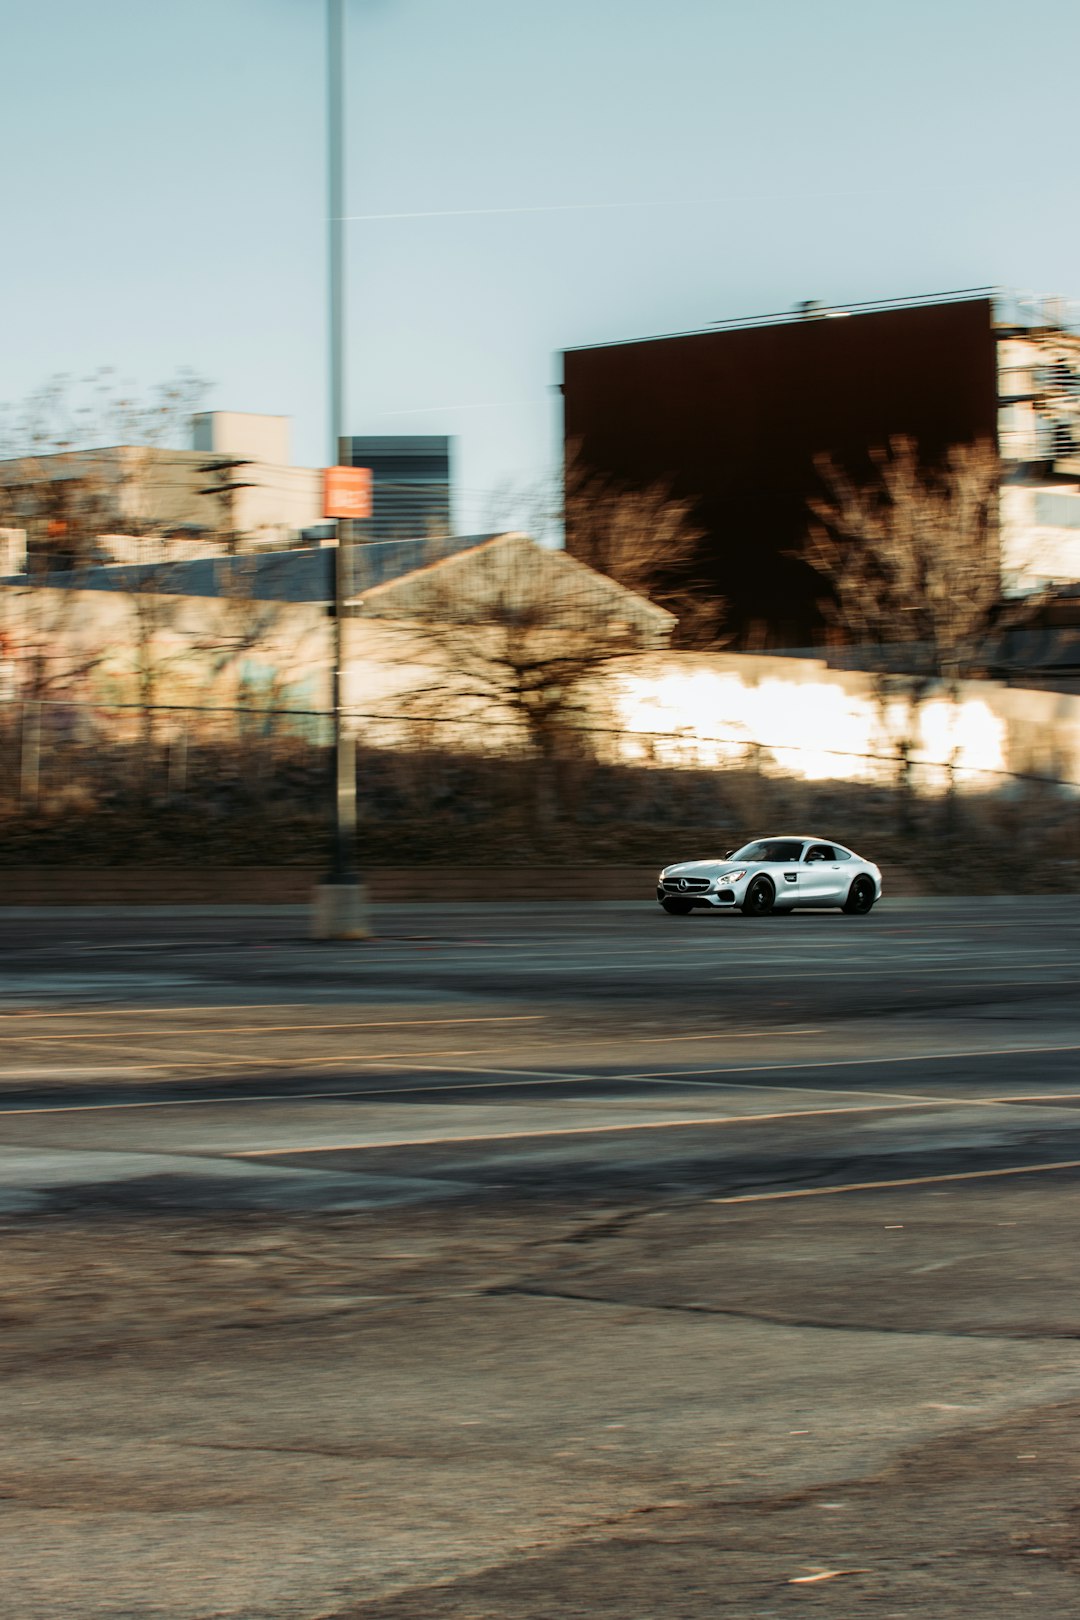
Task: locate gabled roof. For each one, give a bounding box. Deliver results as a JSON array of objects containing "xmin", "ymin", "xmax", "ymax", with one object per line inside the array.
[
  {"xmin": 352, "ymin": 531, "xmax": 676, "ymax": 634},
  {"xmin": 1, "ymin": 530, "xmax": 675, "ymax": 645}
]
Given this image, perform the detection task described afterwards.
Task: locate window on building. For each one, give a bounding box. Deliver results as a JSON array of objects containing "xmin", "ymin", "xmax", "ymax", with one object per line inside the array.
[{"xmin": 1034, "ymin": 491, "xmax": 1080, "ymax": 529}]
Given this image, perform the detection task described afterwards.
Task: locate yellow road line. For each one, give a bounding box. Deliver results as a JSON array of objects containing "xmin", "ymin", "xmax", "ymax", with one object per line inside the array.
[
  {"xmin": 0, "ymin": 1039, "xmax": 517, "ymax": 1072},
  {"xmin": 626, "ymin": 1040, "xmax": 1080, "ymax": 1082},
  {"xmin": 232, "ymin": 1097, "xmax": 968, "ymax": 1155},
  {"xmin": 0, "ymin": 1022, "xmax": 817, "ymax": 1048},
  {"xmin": 712, "ymin": 1160, "xmax": 1080, "ymax": 1204},
  {"xmin": 0, "ymin": 1014, "xmax": 544, "ymax": 1034}
]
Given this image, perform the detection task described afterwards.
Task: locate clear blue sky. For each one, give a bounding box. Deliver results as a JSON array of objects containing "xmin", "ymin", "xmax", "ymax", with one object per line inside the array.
[{"xmin": 4, "ymin": 0, "xmax": 1080, "ymax": 529}]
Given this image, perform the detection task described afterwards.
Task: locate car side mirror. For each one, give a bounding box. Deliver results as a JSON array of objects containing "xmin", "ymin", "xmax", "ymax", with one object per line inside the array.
[{"xmin": 724, "ymin": 850, "xmax": 735, "ymax": 858}]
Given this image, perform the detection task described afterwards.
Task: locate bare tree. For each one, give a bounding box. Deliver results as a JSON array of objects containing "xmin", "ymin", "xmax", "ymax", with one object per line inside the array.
[
  {"xmin": 798, "ymin": 435, "xmax": 1048, "ymax": 814},
  {"xmin": 0, "ymin": 372, "xmax": 295, "ymax": 801},
  {"xmin": 800, "ymin": 436, "xmax": 1017, "ymax": 684},
  {"xmin": 357, "ymin": 536, "xmax": 674, "ymax": 781},
  {"xmin": 0, "ymin": 370, "xmax": 207, "ymax": 573},
  {"xmin": 484, "ymin": 445, "xmax": 725, "ymax": 648},
  {"xmin": 563, "ymin": 447, "xmax": 725, "ymax": 647}
]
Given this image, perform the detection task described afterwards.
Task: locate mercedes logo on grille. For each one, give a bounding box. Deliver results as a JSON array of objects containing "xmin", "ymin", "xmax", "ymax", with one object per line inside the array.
[{"xmin": 679, "ymin": 878, "xmax": 689, "ymax": 891}]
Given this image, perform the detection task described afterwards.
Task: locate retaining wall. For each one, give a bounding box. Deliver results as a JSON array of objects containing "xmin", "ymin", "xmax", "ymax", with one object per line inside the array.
[{"xmin": 0, "ymin": 866, "xmax": 660, "ymax": 905}]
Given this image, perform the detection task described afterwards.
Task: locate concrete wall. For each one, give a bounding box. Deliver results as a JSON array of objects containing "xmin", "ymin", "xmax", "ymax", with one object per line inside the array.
[
  {"xmin": 4, "ymin": 582, "xmax": 1080, "ymax": 793},
  {"xmin": 0, "ymin": 580, "xmax": 330, "ymax": 735},
  {"xmin": 606, "ymin": 651, "xmax": 1080, "ymax": 792}
]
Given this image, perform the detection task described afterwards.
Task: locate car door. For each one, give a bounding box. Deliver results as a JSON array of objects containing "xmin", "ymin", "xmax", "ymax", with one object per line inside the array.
[
  {"xmin": 764, "ymin": 841, "xmax": 806, "ymax": 904},
  {"xmin": 801, "ymin": 843, "xmax": 845, "ymax": 903}
]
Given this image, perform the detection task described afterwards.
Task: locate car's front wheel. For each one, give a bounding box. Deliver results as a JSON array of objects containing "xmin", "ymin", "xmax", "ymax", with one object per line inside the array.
[
  {"xmin": 660, "ymin": 897, "xmax": 694, "ymax": 915},
  {"xmin": 740, "ymin": 876, "xmax": 775, "ymax": 916},
  {"xmin": 843, "ymin": 876, "xmax": 876, "ymax": 915}
]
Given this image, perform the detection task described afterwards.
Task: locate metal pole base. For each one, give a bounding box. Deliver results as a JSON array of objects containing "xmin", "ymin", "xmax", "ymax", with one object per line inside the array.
[{"xmin": 311, "ymin": 880, "xmax": 372, "ymax": 940}]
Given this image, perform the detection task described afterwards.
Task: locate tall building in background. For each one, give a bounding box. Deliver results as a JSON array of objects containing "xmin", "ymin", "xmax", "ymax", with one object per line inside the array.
[
  {"xmin": 563, "ymin": 291, "xmax": 1080, "ymax": 649},
  {"xmin": 343, "ymin": 436, "xmax": 452, "ymax": 543}
]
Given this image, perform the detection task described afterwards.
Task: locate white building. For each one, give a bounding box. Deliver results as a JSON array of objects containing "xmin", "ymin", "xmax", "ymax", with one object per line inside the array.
[
  {"xmin": 995, "ymin": 298, "xmax": 1080, "ymax": 592},
  {"xmin": 0, "ymin": 412, "xmax": 328, "ymax": 568}
]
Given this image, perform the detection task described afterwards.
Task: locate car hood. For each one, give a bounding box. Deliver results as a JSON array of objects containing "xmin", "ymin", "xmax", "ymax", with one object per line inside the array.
[{"xmin": 664, "ymin": 859, "xmax": 747, "ymax": 878}]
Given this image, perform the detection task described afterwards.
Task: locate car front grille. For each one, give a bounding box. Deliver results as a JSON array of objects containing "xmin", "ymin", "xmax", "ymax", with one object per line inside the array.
[{"xmin": 663, "ymin": 877, "xmax": 711, "ymax": 893}]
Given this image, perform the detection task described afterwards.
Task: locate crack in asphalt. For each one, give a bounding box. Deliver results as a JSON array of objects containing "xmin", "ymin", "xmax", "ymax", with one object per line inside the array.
[{"xmin": 486, "ymin": 1284, "xmax": 1080, "ymax": 1343}]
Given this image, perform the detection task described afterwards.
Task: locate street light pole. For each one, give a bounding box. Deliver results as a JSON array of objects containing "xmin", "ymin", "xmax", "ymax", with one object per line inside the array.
[
  {"xmin": 328, "ymin": 0, "xmax": 346, "ymax": 467},
  {"xmin": 313, "ymin": 0, "xmax": 371, "ymax": 939}
]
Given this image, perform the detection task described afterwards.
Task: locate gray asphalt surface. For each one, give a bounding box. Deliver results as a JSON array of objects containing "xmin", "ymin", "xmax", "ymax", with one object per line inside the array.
[
  {"xmin": 1, "ymin": 898, "xmax": 1079, "ymax": 1213},
  {"xmin": 3, "ymin": 898, "xmax": 1080, "ymax": 1616}
]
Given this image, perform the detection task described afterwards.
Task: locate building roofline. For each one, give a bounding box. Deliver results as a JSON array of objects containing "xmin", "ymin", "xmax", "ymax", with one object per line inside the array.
[
  {"xmin": 351, "ymin": 530, "xmax": 676, "ymax": 624},
  {"xmin": 564, "ymin": 287, "xmax": 1080, "ymax": 355},
  {"xmin": 563, "ymin": 286, "xmax": 1000, "ymax": 354}
]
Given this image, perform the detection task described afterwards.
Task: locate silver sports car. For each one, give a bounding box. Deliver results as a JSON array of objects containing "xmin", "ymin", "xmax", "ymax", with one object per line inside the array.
[{"xmin": 656, "ymin": 835, "xmax": 882, "ymax": 916}]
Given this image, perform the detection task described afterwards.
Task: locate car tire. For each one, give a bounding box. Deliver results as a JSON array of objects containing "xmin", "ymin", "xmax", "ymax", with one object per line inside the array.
[
  {"xmin": 843, "ymin": 876, "xmax": 876, "ymax": 915},
  {"xmin": 660, "ymin": 898, "xmax": 694, "ymax": 915},
  {"xmin": 740, "ymin": 876, "xmax": 775, "ymax": 916}
]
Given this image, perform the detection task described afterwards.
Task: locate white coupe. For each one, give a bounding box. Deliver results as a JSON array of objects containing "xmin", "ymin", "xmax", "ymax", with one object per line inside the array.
[{"xmin": 657, "ymin": 835, "xmax": 882, "ymax": 916}]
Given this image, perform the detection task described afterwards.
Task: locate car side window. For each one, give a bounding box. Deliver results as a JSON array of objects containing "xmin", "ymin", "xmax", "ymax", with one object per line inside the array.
[
  {"xmin": 804, "ymin": 844, "xmax": 835, "ymax": 863},
  {"xmin": 834, "ymin": 849, "xmax": 852, "ymax": 861}
]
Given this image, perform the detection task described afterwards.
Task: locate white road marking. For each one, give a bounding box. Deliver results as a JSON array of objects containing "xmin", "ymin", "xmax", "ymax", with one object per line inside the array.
[
  {"xmin": 633, "ymin": 1074, "xmax": 976, "ymax": 1106},
  {"xmin": 0, "ymin": 1072, "xmax": 606, "ymax": 1115},
  {"xmin": 2, "ymin": 1044, "xmax": 1080, "ymax": 1119}
]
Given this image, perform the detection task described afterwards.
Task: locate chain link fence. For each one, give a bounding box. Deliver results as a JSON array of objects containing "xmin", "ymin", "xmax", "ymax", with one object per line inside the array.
[{"xmin": 1, "ymin": 696, "xmax": 1077, "ymax": 882}]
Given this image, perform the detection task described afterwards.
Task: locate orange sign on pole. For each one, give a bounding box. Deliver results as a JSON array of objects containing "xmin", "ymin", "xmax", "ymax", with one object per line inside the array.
[{"xmin": 323, "ymin": 465, "xmax": 373, "ymax": 520}]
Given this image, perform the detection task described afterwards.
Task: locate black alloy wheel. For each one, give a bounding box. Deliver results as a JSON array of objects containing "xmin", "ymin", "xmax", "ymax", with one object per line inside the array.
[
  {"xmin": 741, "ymin": 876, "xmax": 775, "ymax": 917},
  {"xmin": 661, "ymin": 897, "xmax": 695, "ymax": 915},
  {"xmin": 843, "ymin": 876, "xmax": 876, "ymax": 915}
]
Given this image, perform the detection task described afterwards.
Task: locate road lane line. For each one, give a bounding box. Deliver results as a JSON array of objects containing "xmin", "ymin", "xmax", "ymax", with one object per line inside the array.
[
  {"xmin": 0, "ymin": 1066, "xmax": 167, "ymax": 1081},
  {"xmin": 0, "ymin": 1023, "xmax": 816, "ymax": 1050},
  {"xmin": 0, "ymin": 1004, "xmax": 544, "ymax": 1030},
  {"xmin": 229, "ymin": 1098, "xmax": 1008, "ymax": 1156},
  {"xmin": 0, "ymin": 1064, "xmax": 930, "ymax": 1116},
  {"xmin": 3, "ymin": 1047, "xmax": 1080, "ymax": 1118},
  {"xmin": 624, "ymin": 1041, "xmax": 1080, "ymax": 1081},
  {"xmin": 0, "ymin": 1040, "xmax": 545, "ymax": 1072},
  {"xmin": 0, "ymin": 1003, "xmax": 364, "ymax": 1018},
  {"xmin": 711, "ymin": 1160, "xmax": 1080, "ymax": 1204},
  {"xmin": 632, "ymin": 1074, "xmax": 975, "ymax": 1105},
  {"xmin": 0, "ymin": 1073, "xmax": 605, "ymax": 1115},
  {"xmin": 0, "ymin": 1023, "xmax": 816, "ymax": 1049}
]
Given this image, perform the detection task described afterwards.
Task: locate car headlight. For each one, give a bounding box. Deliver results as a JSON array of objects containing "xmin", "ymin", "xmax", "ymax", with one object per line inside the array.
[{"xmin": 718, "ymin": 871, "xmax": 746, "ymax": 886}]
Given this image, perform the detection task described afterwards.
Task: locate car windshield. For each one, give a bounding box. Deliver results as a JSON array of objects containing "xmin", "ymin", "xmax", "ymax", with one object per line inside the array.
[{"xmin": 729, "ymin": 840, "xmax": 805, "ymax": 863}]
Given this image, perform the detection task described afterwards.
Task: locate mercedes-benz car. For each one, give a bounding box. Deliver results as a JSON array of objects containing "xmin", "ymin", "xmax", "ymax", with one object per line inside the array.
[{"xmin": 656, "ymin": 835, "xmax": 882, "ymax": 916}]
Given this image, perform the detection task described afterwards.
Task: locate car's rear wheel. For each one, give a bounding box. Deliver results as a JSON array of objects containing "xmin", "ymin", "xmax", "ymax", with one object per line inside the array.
[
  {"xmin": 740, "ymin": 876, "xmax": 775, "ymax": 916},
  {"xmin": 843, "ymin": 876, "xmax": 876, "ymax": 915},
  {"xmin": 660, "ymin": 898, "xmax": 694, "ymax": 915}
]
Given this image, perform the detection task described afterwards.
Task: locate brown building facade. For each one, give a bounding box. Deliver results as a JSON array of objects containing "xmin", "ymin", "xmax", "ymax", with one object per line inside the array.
[{"xmin": 562, "ymin": 293, "xmax": 1080, "ymax": 649}]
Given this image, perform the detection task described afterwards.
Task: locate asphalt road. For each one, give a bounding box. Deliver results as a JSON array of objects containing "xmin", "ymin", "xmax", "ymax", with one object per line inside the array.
[
  {"xmin": 4, "ymin": 898, "xmax": 1080, "ymax": 1617},
  {"xmin": 1, "ymin": 897, "xmax": 1079, "ymax": 1214}
]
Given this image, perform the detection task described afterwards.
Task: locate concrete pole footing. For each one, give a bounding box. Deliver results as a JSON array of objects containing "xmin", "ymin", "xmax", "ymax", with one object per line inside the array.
[{"xmin": 311, "ymin": 881, "xmax": 372, "ymax": 940}]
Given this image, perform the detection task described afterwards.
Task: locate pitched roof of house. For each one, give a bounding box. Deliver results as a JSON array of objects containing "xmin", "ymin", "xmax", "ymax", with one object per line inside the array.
[{"xmin": 352, "ymin": 531, "xmax": 675, "ymax": 637}]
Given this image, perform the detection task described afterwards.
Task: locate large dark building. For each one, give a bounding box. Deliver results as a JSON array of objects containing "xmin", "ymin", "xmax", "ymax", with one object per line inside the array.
[
  {"xmin": 343, "ymin": 435, "xmax": 452, "ymax": 543},
  {"xmin": 562, "ymin": 291, "xmax": 1080, "ymax": 648}
]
